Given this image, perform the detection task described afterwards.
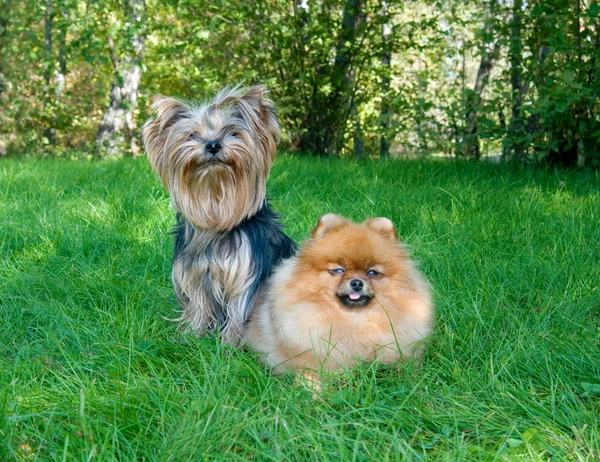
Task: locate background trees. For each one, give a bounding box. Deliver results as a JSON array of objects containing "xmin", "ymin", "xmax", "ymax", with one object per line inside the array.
[
  {"xmin": 96, "ymin": 0, "xmax": 146, "ymax": 158},
  {"xmin": 0, "ymin": 0, "xmax": 598, "ymax": 166}
]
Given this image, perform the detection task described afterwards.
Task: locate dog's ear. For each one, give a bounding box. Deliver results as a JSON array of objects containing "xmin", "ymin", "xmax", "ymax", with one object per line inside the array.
[
  {"xmin": 215, "ymin": 84, "xmax": 267, "ymax": 113},
  {"xmin": 142, "ymin": 96, "xmax": 189, "ymax": 186},
  {"xmin": 242, "ymin": 84, "xmax": 280, "ymax": 140},
  {"xmin": 363, "ymin": 217, "xmax": 397, "ymax": 240},
  {"xmin": 238, "ymin": 84, "xmax": 265, "ymax": 106},
  {"xmin": 220, "ymin": 84, "xmax": 280, "ymax": 160},
  {"xmin": 311, "ymin": 214, "xmax": 348, "ymax": 239}
]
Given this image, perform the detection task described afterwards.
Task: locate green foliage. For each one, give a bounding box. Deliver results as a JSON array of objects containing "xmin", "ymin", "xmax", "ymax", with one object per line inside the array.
[
  {"xmin": 471, "ymin": 0, "xmax": 600, "ymax": 166},
  {"xmin": 0, "ymin": 0, "xmax": 112, "ymax": 154},
  {"xmin": 1, "ymin": 156, "xmax": 599, "ymax": 458},
  {"xmin": 0, "ymin": 0, "xmax": 598, "ymax": 165}
]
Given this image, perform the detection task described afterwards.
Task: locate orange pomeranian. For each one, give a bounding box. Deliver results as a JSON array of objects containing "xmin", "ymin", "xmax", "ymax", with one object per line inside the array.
[{"xmin": 244, "ymin": 214, "xmax": 434, "ymax": 381}]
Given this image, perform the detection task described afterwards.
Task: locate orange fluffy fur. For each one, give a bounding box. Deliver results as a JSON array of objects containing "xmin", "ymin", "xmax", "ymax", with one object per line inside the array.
[{"xmin": 244, "ymin": 214, "xmax": 434, "ymax": 380}]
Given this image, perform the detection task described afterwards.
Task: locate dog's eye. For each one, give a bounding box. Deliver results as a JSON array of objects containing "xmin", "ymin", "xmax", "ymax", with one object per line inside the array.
[
  {"xmin": 367, "ymin": 269, "xmax": 380, "ymax": 277},
  {"xmin": 329, "ymin": 268, "xmax": 345, "ymax": 275},
  {"xmin": 230, "ymin": 131, "xmax": 238, "ymax": 138}
]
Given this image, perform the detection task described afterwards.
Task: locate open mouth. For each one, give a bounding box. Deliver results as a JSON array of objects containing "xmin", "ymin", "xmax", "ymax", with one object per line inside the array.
[{"xmin": 337, "ymin": 293, "xmax": 372, "ymax": 308}]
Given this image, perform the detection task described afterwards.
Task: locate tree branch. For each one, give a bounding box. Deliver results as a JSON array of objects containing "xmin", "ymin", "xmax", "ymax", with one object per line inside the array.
[{"xmin": 107, "ymin": 34, "xmax": 119, "ymax": 72}]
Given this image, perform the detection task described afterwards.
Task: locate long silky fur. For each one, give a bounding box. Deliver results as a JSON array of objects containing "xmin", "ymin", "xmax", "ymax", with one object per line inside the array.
[
  {"xmin": 142, "ymin": 84, "xmax": 295, "ymax": 344},
  {"xmin": 172, "ymin": 203, "xmax": 295, "ymax": 343},
  {"xmin": 142, "ymin": 84, "xmax": 279, "ymax": 231}
]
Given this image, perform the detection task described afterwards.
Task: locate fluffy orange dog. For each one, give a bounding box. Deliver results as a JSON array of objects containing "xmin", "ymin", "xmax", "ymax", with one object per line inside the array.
[{"xmin": 244, "ymin": 214, "xmax": 433, "ymax": 381}]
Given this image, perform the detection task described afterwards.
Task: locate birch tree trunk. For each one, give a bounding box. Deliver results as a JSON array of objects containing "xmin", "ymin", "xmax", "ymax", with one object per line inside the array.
[
  {"xmin": 43, "ymin": 0, "xmax": 56, "ymax": 146},
  {"xmin": 97, "ymin": 0, "xmax": 145, "ymax": 158},
  {"xmin": 379, "ymin": 0, "xmax": 391, "ymax": 159},
  {"xmin": 55, "ymin": 10, "xmax": 67, "ymax": 102}
]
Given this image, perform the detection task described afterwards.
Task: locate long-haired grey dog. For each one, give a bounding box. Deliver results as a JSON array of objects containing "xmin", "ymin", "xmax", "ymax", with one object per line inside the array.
[{"xmin": 142, "ymin": 85, "xmax": 295, "ymax": 344}]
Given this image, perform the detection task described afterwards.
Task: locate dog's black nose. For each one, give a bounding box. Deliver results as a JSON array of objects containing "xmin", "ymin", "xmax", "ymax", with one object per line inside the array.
[
  {"xmin": 206, "ymin": 141, "xmax": 222, "ymax": 156},
  {"xmin": 350, "ymin": 279, "xmax": 363, "ymax": 291}
]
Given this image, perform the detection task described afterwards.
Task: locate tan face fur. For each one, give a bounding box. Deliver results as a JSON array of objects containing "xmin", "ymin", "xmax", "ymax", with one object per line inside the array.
[
  {"xmin": 295, "ymin": 215, "xmax": 412, "ymax": 312},
  {"xmin": 142, "ymin": 85, "xmax": 280, "ymax": 230},
  {"xmin": 244, "ymin": 214, "xmax": 434, "ymax": 377}
]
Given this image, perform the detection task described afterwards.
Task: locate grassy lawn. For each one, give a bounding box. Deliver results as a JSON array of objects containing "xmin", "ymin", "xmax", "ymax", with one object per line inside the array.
[{"xmin": 1, "ymin": 156, "xmax": 599, "ymax": 460}]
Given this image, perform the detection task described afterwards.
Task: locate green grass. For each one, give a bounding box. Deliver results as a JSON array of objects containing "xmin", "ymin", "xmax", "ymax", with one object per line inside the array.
[{"xmin": 0, "ymin": 156, "xmax": 599, "ymax": 460}]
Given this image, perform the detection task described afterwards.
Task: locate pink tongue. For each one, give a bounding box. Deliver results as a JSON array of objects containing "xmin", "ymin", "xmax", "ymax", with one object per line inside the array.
[{"xmin": 349, "ymin": 293, "xmax": 361, "ymax": 300}]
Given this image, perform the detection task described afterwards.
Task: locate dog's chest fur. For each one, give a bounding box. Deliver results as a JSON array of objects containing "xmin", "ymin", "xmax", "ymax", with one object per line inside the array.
[{"xmin": 171, "ymin": 204, "xmax": 296, "ymax": 343}]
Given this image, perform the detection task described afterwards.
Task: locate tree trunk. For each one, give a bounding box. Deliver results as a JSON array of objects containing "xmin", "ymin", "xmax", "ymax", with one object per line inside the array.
[
  {"xmin": 505, "ymin": 0, "xmax": 525, "ymax": 161},
  {"xmin": 97, "ymin": 0, "xmax": 145, "ymax": 158},
  {"xmin": 332, "ymin": 0, "xmax": 362, "ymax": 94},
  {"xmin": 575, "ymin": 0, "xmax": 585, "ymax": 167},
  {"xmin": 55, "ymin": 10, "xmax": 68, "ymax": 102},
  {"xmin": 379, "ymin": 0, "xmax": 392, "ymax": 159},
  {"xmin": 463, "ymin": 50, "xmax": 496, "ymax": 159},
  {"xmin": 332, "ymin": 0, "xmax": 363, "ymax": 156},
  {"xmin": 463, "ymin": 0, "xmax": 499, "ymax": 160},
  {"xmin": 352, "ymin": 102, "xmax": 364, "ymax": 159},
  {"xmin": 348, "ymin": 2, "xmax": 367, "ymax": 159},
  {"xmin": 43, "ymin": 0, "xmax": 56, "ymax": 146},
  {"xmin": 298, "ymin": 0, "xmax": 363, "ymax": 156},
  {"xmin": 294, "ymin": 0, "xmax": 309, "ymax": 20},
  {"xmin": 0, "ymin": 5, "xmax": 8, "ymax": 99},
  {"xmin": 416, "ymin": 68, "xmax": 429, "ymax": 154},
  {"xmin": 41, "ymin": 1, "xmax": 69, "ymax": 149},
  {"xmin": 0, "ymin": 7, "xmax": 8, "ymax": 156}
]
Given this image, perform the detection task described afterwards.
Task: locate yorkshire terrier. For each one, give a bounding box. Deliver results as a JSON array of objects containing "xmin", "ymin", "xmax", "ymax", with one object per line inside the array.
[{"xmin": 142, "ymin": 84, "xmax": 296, "ymax": 344}]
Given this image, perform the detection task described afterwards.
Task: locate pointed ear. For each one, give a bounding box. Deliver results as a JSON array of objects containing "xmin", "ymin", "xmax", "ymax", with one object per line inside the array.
[
  {"xmin": 214, "ymin": 84, "xmax": 265, "ymax": 109},
  {"xmin": 311, "ymin": 214, "xmax": 348, "ymax": 239},
  {"xmin": 222, "ymin": 84, "xmax": 280, "ymax": 157},
  {"xmin": 252, "ymin": 85, "xmax": 280, "ymax": 156},
  {"xmin": 250, "ymin": 85, "xmax": 280, "ymax": 157},
  {"xmin": 142, "ymin": 96, "xmax": 189, "ymax": 185},
  {"xmin": 363, "ymin": 217, "xmax": 397, "ymax": 240},
  {"xmin": 239, "ymin": 84, "xmax": 265, "ymax": 105}
]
